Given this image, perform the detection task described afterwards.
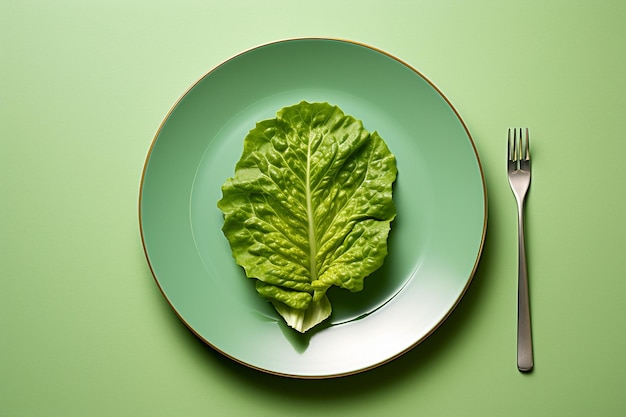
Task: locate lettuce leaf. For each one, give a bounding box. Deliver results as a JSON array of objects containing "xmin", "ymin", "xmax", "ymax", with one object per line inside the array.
[{"xmin": 217, "ymin": 101, "xmax": 397, "ymax": 332}]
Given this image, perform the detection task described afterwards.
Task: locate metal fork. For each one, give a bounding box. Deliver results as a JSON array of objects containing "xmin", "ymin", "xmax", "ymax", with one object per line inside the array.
[{"xmin": 507, "ymin": 128, "xmax": 533, "ymax": 372}]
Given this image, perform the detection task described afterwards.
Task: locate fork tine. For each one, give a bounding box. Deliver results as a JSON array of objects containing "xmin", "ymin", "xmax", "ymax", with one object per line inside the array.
[
  {"xmin": 515, "ymin": 128, "xmax": 521, "ymax": 161},
  {"xmin": 524, "ymin": 128, "xmax": 530, "ymax": 161},
  {"xmin": 508, "ymin": 128, "xmax": 516, "ymax": 161}
]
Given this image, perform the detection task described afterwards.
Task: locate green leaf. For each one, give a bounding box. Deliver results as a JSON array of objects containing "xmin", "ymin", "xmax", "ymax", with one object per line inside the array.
[{"xmin": 217, "ymin": 101, "xmax": 397, "ymax": 332}]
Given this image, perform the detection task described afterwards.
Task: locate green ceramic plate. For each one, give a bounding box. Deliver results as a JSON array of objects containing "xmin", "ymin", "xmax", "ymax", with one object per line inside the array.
[{"xmin": 140, "ymin": 38, "xmax": 486, "ymax": 378}]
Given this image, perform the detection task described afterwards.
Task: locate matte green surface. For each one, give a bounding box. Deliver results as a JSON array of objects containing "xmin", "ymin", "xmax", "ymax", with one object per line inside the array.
[
  {"xmin": 140, "ymin": 39, "xmax": 485, "ymax": 377},
  {"xmin": 2, "ymin": 0, "xmax": 626, "ymax": 415}
]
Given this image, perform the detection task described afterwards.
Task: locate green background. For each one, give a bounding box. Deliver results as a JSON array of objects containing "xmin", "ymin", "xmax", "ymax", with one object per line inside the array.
[{"xmin": 2, "ymin": 0, "xmax": 624, "ymax": 416}]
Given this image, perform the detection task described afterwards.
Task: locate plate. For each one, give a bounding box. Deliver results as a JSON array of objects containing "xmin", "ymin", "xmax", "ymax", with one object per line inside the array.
[{"xmin": 139, "ymin": 38, "xmax": 486, "ymax": 378}]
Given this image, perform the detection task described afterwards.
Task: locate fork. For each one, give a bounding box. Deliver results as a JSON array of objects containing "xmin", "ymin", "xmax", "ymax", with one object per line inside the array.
[{"xmin": 507, "ymin": 128, "xmax": 533, "ymax": 372}]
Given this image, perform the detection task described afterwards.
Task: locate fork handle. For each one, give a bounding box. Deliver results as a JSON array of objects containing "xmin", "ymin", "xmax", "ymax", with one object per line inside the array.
[{"xmin": 516, "ymin": 206, "xmax": 533, "ymax": 371}]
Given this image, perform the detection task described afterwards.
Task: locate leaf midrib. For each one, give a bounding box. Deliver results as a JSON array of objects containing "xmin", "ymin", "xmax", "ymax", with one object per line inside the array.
[{"xmin": 306, "ymin": 131, "xmax": 317, "ymax": 284}]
